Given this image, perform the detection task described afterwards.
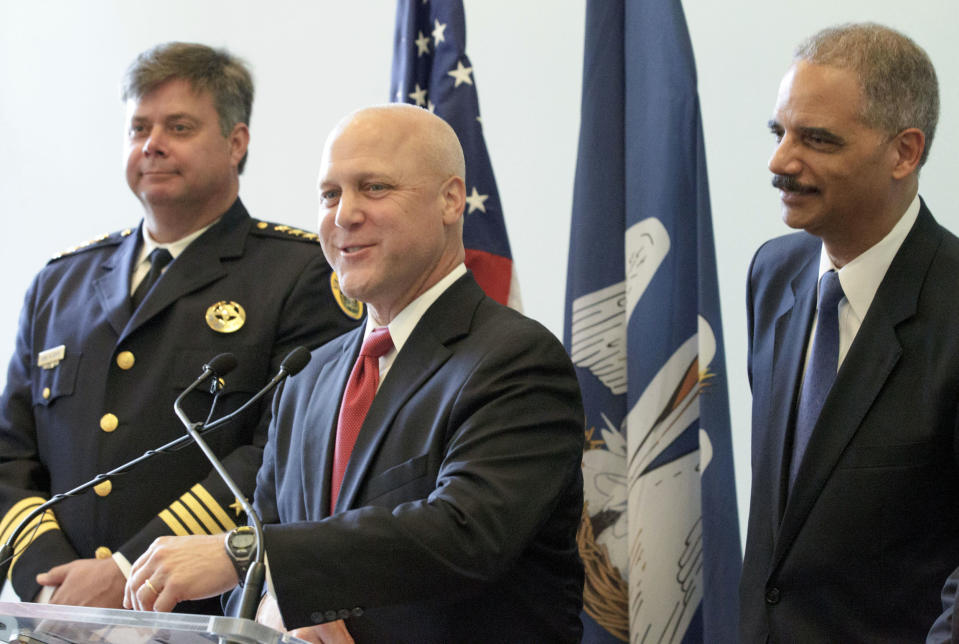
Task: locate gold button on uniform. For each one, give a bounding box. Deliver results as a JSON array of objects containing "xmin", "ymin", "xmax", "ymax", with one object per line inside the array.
[
  {"xmin": 95, "ymin": 546, "xmax": 112, "ymax": 559},
  {"xmin": 100, "ymin": 413, "xmax": 118, "ymax": 433},
  {"xmin": 42, "ymin": 387, "xmax": 51, "ymax": 400},
  {"xmin": 94, "ymin": 480, "xmax": 112, "ymax": 497},
  {"xmin": 116, "ymin": 351, "xmax": 135, "ymax": 370}
]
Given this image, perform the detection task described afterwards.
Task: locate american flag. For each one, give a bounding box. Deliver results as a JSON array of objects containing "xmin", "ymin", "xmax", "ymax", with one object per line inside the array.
[{"xmin": 390, "ymin": 0, "xmax": 520, "ymax": 308}]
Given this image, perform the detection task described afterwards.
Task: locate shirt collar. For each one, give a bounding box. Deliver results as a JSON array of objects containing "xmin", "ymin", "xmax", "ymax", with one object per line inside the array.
[
  {"xmin": 363, "ymin": 263, "xmax": 468, "ymax": 354},
  {"xmin": 136, "ymin": 218, "xmax": 220, "ymax": 265},
  {"xmin": 818, "ymin": 193, "xmax": 920, "ymax": 319}
]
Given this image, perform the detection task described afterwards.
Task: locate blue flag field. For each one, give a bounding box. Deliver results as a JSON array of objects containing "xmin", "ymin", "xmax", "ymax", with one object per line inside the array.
[{"xmin": 564, "ymin": 1, "xmax": 742, "ymax": 641}]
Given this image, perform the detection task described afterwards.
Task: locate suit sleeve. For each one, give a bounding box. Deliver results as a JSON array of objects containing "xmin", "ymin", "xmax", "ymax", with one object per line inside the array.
[
  {"xmin": 261, "ymin": 324, "xmax": 584, "ymax": 629},
  {"xmin": 0, "ymin": 277, "xmax": 79, "ymax": 596},
  {"xmin": 118, "ymin": 252, "xmax": 357, "ymax": 563}
]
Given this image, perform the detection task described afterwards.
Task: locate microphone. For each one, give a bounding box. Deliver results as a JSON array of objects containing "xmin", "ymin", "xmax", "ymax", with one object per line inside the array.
[
  {"xmin": 204, "ymin": 353, "xmax": 239, "ymax": 377},
  {"xmin": 0, "ymin": 349, "xmax": 309, "ymax": 583},
  {"xmin": 279, "ymin": 345, "xmax": 311, "ymax": 376},
  {"xmin": 201, "ymin": 346, "xmax": 310, "ymax": 433},
  {"xmin": 174, "ymin": 346, "xmax": 311, "ymax": 621}
]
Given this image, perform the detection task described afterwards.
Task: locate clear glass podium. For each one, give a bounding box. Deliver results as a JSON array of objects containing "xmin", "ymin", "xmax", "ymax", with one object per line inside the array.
[{"xmin": 0, "ymin": 601, "xmax": 305, "ymax": 643}]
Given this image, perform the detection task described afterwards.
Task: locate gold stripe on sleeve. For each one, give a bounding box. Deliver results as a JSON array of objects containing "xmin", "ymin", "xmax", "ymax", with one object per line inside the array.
[
  {"xmin": 180, "ymin": 493, "xmax": 223, "ymax": 534},
  {"xmin": 158, "ymin": 509, "xmax": 189, "ymax": 536},
  {"xmin": 0, "ymin": 497, "xmax": 46, "ymax": 544},
  {"xmin": 169, "ymin": 501, "xmax": 206, "ymax": 536},
  {"xmin": 190, "ymin": 484, "xmax": 237, "ymax": 531},
  {"xmin": 7, "ymin": 514, "xmax": 58, "ymax": 579}
]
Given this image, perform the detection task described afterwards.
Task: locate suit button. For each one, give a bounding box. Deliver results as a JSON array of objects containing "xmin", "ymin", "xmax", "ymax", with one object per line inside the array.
[
  {"xmin": 351, "ymin": 607, "xmax": 363, "ymax": 617},
  {"xmin": 95, "ymin": 546, "xmax": 112, "ymax": 559},
  {"xmin": 42, "ymin": 387, "xmax": 51, "ymax": 400},
  {"xmin": 116, "ymin": 351, "xmax": 135, "ymax": 370},
  {"xmin": 765, "ymin": 587, "xmax": 781, "ymax": 604},
  {"xmin": 310, "ymin": 612, "xmax": 323, "ymax": 623},
  {"xmin": 100, "ymin": 413, "xmax": 119, "ymax": 433},
  {"xmin": 324, "ymin": 610, "xmax": 338, "ymax": 622},
  {"xmin": 94, "ymin": 479, "xmax": 112, "ymax": 497}
]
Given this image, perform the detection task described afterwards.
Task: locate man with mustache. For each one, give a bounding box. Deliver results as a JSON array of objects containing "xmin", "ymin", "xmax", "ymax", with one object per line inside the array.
[
  {"xmin": 0, "ymin": 42, "xmax": 358, "ymax": 613},
  {"xmin": 739, "ymin": 23, "xmax": 959, "ymax": 641}
]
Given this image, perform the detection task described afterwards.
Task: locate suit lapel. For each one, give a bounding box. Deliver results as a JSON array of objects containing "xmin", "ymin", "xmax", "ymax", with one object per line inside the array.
[
  {"xmin": 768, "ymin": 257, "xmax": 818, "ymax": 522},
  {"xmin": 121, "ymin": 200, "xmax": 249, "ymax": 340},
  {"xmin": 772, "ymin": 203, "xmax": 940, "ymax": 571},
  {"xmin": 334, "ymin": 275, "xmax": 483, "ymax": 513},
  {"xmin": 92, "ymin": 231, "xmax": 140, "ymax": 336}
]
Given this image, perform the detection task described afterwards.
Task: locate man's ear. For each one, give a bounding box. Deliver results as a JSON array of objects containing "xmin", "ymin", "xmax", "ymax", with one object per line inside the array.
[
  {"xmin": 890, "ymin": 127, "xmax": 924, "ymax": 180},
  {"xmin": 228, "ymin": 123, "xmax": 251, "ymax": 168},
  {"xmin": 440, "ymin": 175, "xmax": 467, "ymax": 225}
]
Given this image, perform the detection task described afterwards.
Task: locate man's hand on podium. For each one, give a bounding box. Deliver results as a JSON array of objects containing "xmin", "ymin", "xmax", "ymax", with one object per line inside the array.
[
  {"xmin": 123, "ymin": 534, "xmax": 238, "ymax": 612},
  {"xmin": 36, "ymin": 557, "xmax": 125, "ymax": 608}
]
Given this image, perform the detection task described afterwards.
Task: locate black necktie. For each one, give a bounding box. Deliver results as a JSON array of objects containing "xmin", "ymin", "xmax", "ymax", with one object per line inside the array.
[
  {"xmin": 789, "ymin": 269, "xmax": 845, "ymax": 489},
  {"xmin": 131, "ymin": 248, "xmax": 173, "ymax": 309}
]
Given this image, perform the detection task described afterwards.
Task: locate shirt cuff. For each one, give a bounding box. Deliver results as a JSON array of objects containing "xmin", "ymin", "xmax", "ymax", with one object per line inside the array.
[
  {"xmin": 112, "ymin": 551, "xmax": 132, "ymax": 580},
  {"xmin": 34, "ymin": 585, "xmax": 54, "ymax": 604}
]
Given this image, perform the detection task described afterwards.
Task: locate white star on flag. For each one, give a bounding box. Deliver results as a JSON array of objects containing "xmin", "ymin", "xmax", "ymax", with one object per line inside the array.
[
  {"xmin": 465, "ymin": 187, "xmax": 489, "ymax": 213},
  {"xmin": 447, "ymin": 60, "xmax": 474, "ymax": 87},
  {"xmin": 415, "ymin": 31, "xmax": 430, "ymax": 56},
  {"xmin": 427, "ymin": 100, "xmax": 436, "ymax": 113},
  {"xmin": 432, "ymin": 19, "xmax": 447, "ymax": 45},
  {"xmin": 408, "ymin": 83, "xmax": 428, "ymax": 106}
]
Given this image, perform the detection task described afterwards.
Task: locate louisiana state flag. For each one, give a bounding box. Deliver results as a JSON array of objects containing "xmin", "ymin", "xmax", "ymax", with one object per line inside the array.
[
  {"xmin": 391, "ymin": 0, "xmax": 520, "ymax": 308},
  {"xmin": 564, "ymin": 0, "xmax": 742, "ymax": 641}
]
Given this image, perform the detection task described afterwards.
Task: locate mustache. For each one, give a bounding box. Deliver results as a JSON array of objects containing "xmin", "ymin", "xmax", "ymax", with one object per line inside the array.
[{"xmin": 771, "ymin": 174, "xmax": 817, "ymax": 194}]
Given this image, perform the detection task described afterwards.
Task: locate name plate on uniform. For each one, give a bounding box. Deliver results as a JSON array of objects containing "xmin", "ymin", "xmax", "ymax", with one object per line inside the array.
[{"xmin": 37, "ymin": 345, "xmax": 66, "ymax": 370}]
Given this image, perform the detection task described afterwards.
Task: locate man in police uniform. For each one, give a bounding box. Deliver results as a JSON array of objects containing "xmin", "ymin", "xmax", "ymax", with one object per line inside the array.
[{"xmin": 0, "ymin": 42, "xmax": 359, "ymax": 612}]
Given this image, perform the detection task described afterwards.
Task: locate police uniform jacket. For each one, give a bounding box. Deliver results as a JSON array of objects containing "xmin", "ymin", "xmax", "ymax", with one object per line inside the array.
[{"xmin": 0, "ymin": 198, "xmax": 360, "ymax": 604}]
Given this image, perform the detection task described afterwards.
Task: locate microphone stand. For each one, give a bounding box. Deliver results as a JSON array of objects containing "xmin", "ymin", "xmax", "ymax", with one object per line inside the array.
[{"xmin": 174, "ymin": 347, "xmax": 310, "ymax": 621}]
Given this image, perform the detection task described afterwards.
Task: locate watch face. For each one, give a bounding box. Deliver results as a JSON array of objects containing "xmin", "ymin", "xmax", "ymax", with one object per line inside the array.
[{"xmin": 232, "ymin": 533, "xmax": 257, "ymax": 549}]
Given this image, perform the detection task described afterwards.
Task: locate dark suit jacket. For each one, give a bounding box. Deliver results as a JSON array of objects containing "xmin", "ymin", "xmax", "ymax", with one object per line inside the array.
[
  {"xmin": 739, "ymin": 200, "xmax": 959, "ymax": 642},
  {"xmin": 241, "ymin": 274, "xmax": 585, "ymax": 643},
  {"xmin": 0, "ymin": 199, "xmax": 359, "ymax": 606}
]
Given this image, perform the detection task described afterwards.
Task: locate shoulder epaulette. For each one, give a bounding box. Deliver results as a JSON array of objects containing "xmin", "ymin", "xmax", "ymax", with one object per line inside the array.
[
  {"xmin": 49, "ymin": 228, "xmax": 134, "ymax": 262},
  {"xmin": 250, "ymin": 220, "xmax": 320, "ymax": 244}
]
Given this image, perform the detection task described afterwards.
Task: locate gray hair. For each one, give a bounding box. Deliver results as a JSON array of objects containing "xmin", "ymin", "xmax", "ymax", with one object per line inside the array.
[
  {"xmin": 795, "ymin": 23, "xmax": 939, "ymax": 167},
  {"xmin": 121, "ymin": 42, "xmax": 254, "ymax": 173}
]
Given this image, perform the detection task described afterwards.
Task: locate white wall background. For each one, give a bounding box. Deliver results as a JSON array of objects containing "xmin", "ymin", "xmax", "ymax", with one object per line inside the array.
[{"xmin": 1, "ymin": 0, "xmax": 957, "ymax": 541}]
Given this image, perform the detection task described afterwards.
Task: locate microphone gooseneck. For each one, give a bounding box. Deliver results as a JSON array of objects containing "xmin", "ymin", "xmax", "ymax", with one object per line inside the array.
[{"xmin": 174, "ymin": 347, "xmax": 310, "ymax": 621}]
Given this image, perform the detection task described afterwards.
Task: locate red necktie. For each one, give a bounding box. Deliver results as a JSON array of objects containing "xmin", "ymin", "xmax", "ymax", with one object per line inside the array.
[{"xmin": 330, "ymin": 327, "xmax": 393, "ymax": 511}]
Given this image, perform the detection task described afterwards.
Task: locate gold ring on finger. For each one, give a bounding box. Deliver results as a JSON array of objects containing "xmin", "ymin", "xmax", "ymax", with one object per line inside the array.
[{"xmin": 144, "ymin": 578, "xmax": 160, "ymax": 595}]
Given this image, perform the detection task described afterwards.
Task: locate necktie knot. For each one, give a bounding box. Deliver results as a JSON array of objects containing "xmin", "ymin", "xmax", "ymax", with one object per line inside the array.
[
  {"xmin": 148, "ymin": 247, "xmax": 173, "ymax": 271},
  {"xmin": 132, "ymin": 248, "xmax": 173, "ymax": 309},
  {"xmin": 361, "ymin": 327, "xmax": 393, "ymax": 359},
  {"xmin": 818, "ymin": 270, "xmax": 845, "ymax": 312}
]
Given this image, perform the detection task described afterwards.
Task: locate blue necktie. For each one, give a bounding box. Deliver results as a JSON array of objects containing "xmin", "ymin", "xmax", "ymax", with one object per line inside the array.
[{"xmin": 789, "ymin": 270, "xmax": 845, "ymax": 490}]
